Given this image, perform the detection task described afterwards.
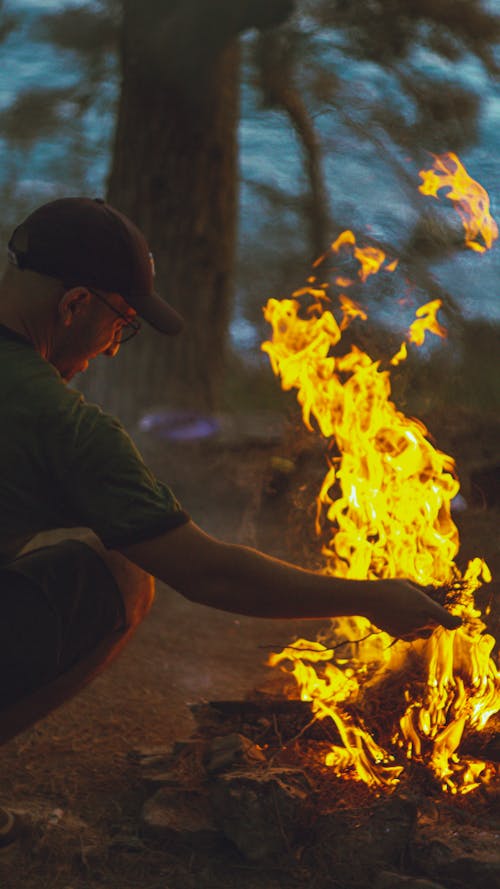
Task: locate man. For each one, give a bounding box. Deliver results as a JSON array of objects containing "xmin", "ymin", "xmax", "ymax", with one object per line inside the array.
[{"xmin": 0, "ymin": 198, "xmax": 459, "ymax": 822}]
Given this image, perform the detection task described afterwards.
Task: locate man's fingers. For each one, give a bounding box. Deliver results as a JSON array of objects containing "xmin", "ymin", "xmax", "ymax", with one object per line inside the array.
[
  {"xmin": 400, "ymin": 613, "xmax": 460, "ymax": 643},
  {"xmin": 414, "ymin": 585, "xmax": 462, "ymax": 631},
  {"xmin": 432, "ymin": 603, "xmax": 462, "ymax": 630}
]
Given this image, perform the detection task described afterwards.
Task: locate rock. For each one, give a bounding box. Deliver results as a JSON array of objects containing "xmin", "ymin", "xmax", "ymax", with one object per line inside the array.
[
  {"xmin": 137, "ymin": 753, "xmax": 178, "ymax": 788},
  {"xmin": 128, "ymin": 745, "xmax": 173, "ymax": 761},
  {"xmin": 108, "ymin": 834, "xmax": 146, "ymax": 853},
  {"xmin": 370, "ymin": 796, "xmax": 417, "ymax": 867},
  {"xmin": 419, "ymin": 848, "xmax": 500, "ymax": 889},
  {"xmin": 374, "ymin": 872, "xmax": 446, "ymax": 889},
  {"xmin": 140, "ymin": 765, "xmax": 187, "ymax": 789},
  {"xmin": 138, "ymin": 739, "xmax": 208, "ymax": 789},
  {"xmin": 308, "ymin": 794, "xmax": 418, "ymax": 886},
  {"xmin": 205, "ymin": 733, "xmax": 266, "ymax": 774},
  {"xmin": 444, "ymin": 858, "xmax": 500, "ymax": 889},
  {"xmin": 211, "ymin": 767, "xmax": 311, "ymax": 861},
  {"xmin": 171, "ymin": 739, "xmax": 208, "ymax": 758},
  {"xmin": 413, "ymin": 833, "xmax": 500, "ymax": 889},
  {"xmin": 141, "ymin": 788, "xmax": 221, "ymax": 849}
]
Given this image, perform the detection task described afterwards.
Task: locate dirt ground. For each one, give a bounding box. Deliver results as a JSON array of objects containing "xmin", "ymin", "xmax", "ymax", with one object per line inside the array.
[{"xmin": 0, "ymin": 419, "xmax": 498, "ymax": 889}]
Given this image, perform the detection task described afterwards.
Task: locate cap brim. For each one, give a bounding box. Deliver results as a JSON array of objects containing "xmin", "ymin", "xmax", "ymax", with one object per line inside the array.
[{"xmin": 134, "ymin": 290, "xmax": 184, "ymax": 335}]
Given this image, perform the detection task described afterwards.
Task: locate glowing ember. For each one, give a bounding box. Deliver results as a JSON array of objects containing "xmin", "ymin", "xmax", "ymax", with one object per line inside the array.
[
  {"xmin": 262, "ymin": 221, "xmax": 499, "ymax": 794},
  {"xmin": 419, "ymin": 152, "xmax": 499, "ymax": 253}
]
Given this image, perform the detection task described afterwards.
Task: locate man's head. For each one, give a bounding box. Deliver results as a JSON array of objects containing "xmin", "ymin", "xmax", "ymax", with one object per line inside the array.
[{"xmin": 2, "ymin": 197, "xmax": 184, "ymax": 379}]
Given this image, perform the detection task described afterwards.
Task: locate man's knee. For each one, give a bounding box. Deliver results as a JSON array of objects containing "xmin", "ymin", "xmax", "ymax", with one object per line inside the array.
[
  {"xmin": 99, "ymin": 549, "xmax": 155, "ymax": 629},
  {"xmin": 21, "ymin": 528, "xmax": 155, "ymax": 631}
]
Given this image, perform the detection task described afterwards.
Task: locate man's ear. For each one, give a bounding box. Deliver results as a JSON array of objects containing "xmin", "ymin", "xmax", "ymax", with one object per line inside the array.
[{"xmin": 58, "ymin": 288, "xmax": 91, "ymax": 327}]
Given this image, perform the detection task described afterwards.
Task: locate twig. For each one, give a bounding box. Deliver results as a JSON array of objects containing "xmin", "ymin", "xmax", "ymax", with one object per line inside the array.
[
  {"xmin": 272, "ymin": 712, "xmax": 284, "ymax": 749},
  {"xmin": 268, "ymin": 713, "xmax": 320, "ymax": 763},
  {"xmin": 259, "ymin": 630, "xmax": 384, "ymax": 656}
]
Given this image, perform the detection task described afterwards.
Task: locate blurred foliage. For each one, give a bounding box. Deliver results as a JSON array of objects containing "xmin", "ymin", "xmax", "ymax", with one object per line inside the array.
[
  {"xmin": 309, "ymin": 0, "xmax": 500, "ymax": 72},
  {"xmin": 1, "ymin": 86, "xmax": 83, "ymax": 144},
  {"xmin": 0, "ymin": 1, "xmax": 118, "ymax": 249},
  {"xmin": 35, "ymin": 2, "xmax": 120, "ymax": 58},
  {"xmin": 0, "ymin": 2, "xmax": 19, "ymax": 42}
]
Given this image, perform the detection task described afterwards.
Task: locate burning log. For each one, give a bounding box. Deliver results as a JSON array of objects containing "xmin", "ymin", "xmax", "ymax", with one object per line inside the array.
[
  {"xmin": 190, "ymin": 698, "xmax": 343, "ymax": 744},
  {"xmin": 190, "ymin": 699, "xmax": 500, "ymax": 764}
]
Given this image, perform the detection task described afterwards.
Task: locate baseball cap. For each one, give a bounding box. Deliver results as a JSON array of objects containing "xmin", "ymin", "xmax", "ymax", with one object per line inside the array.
[{"xmin": 7, "ymin": 197, "xmax": 184, "ymax": 335}]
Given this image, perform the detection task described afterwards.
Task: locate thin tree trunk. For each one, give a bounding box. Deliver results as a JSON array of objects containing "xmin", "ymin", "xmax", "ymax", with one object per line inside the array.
[{"xmin": 257, "ymin": 29, "xmax": 331, "ymax": 258}]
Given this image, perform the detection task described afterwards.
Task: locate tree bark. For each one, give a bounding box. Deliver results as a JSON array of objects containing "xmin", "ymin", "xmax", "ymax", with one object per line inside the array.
[
  {"xmin": 81, "ymin": 0, "xmax": 294, "ymax": 423},
  {"xmin": 257, "ymin": 29, "xmax": 331, "ymax": 259}
]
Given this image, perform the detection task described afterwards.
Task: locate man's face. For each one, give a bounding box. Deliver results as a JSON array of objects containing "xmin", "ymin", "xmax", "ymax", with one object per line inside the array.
[{"xmin": 52, "ymin": 289, "xmax": 139, "ymax": 381}]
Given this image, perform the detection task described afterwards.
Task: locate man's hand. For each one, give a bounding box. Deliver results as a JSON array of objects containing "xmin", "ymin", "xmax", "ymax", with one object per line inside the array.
[{"xmin": 363, "ymin": 579, "xmax": 462, "ymax": 639}]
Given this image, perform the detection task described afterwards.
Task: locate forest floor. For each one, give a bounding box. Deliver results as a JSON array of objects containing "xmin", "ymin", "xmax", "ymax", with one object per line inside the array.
[{"xmin": 0, "ymin": 403, "xmax": 498, "ymax": 889}]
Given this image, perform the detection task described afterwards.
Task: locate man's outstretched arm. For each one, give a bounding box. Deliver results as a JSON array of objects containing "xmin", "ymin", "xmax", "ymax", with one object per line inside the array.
[{"xmin": 119, "ymin": 520, "xmax": 461, "ymax": 639}]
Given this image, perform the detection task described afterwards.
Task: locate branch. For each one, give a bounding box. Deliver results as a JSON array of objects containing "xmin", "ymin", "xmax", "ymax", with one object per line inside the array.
[{"xmin": 256, "ymin": 28, "xmax": 331, "ymax": 258}]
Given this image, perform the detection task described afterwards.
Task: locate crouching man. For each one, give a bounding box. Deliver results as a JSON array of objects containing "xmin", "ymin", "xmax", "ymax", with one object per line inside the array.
[{"xmin": 0, "ymin": 199, "xmax": 460, "ymax": 838}]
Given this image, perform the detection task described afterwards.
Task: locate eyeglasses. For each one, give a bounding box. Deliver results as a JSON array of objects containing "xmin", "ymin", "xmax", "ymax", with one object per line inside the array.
[{"xmin": 87, "ymin": 287, "xmax": 142, "ymax": 344}]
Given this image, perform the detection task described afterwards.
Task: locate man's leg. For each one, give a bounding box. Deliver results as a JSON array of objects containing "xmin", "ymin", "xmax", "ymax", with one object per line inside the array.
[{"xmin": 0, "ymin": 534, "xmax": 154, "ymax": 745}]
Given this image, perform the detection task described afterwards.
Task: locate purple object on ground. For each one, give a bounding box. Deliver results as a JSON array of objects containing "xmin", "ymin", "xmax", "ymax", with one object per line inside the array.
[{"xmin": 139, "ymin": 410, "xmax": 220, "ymax": 441}]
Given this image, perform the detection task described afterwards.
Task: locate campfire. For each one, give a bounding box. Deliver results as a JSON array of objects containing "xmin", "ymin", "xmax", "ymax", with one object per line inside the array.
[
  {"xmin": 132, "ymin": 156, "xmax": 498, "ymax": 881},
  {"xmin": 261, "ymin": 153, "xmax": 499, "ymax": 796}
]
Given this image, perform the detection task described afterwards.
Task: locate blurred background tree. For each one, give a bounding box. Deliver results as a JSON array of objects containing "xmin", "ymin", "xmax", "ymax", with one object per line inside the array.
[{"xmin": 0, "ymin": 0, "xmax": 498, "ymax": 426}]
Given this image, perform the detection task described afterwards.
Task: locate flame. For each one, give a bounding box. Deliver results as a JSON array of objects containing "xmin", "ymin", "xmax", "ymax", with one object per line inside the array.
[
  {"xmin": 407, "ymin": 299, "xmax": 447, "ymax": 346},
  {"xmin": 312, "ymin": 230, "xmax": 398, "ymax": 283},
  {"xmin": 419, "ymin": 152, "xmax": 498, "ymax": 253},
  {"xmin": 339, "ymin": 295, "xmax": 368, "ymax": 330},
  {"xmin": 262, "ymin": 226, "xmax": 499, "ymax": 794}
]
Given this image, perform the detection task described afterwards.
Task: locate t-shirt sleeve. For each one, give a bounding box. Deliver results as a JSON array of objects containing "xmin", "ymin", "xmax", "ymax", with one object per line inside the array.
[{"xmin": 40, "ymin": 386, "xmax": 190, "ymax": 548}]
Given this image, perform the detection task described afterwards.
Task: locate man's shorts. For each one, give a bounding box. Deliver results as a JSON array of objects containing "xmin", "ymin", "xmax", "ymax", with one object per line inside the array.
[{"xmin": 0, "ymin": 540, "xmax": 125, "ymax": 711}]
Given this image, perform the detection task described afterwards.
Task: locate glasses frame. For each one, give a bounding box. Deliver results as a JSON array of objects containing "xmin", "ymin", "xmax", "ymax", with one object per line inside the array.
[{"xmin": 86, "ymin": 287, "xmax": 142, "ymax": 344}]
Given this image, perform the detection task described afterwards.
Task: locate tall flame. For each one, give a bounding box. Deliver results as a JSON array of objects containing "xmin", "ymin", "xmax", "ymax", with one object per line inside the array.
[
  {"xmin": 419, "ymin": 152, "xmax": 498, "ymax": 253},
  {"xmin": 262, "ymin": 221, "xmax": 499, "ymax": 794}
]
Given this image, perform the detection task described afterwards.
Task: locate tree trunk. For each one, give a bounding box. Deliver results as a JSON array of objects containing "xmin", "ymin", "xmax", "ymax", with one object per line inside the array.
[
  {"xmin": 81, "ymin": 5, "xmax": 237, "ymax": 423},
  {"xmin": 80, "ymin": 0, "xmax": 294, "ymax": 425}
]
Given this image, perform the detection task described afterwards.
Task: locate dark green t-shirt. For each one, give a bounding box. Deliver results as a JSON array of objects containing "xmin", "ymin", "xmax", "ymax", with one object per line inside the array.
[{"xmin": 0, "ymin": 324, "xmax": 189, "ymax": 563}]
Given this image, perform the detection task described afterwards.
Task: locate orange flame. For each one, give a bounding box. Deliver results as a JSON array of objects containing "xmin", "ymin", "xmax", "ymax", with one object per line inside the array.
[
  {"xmin": 339, "ymin": 295, "xmax": 368, "ymax": 330},
  {"xmin": 312, "ymin": 230, "xmax": 398, "ymax": 282},
  {"xmin": 262, "ymin": 226, "xmax": 498, "ymax": 793},
  {"xmin": 407, "ymin": 298, "xmax": 447, "ymax": 346},
  {"xmin": 419, "ymin": 152, "xmax": 499, "ymax": 253}
]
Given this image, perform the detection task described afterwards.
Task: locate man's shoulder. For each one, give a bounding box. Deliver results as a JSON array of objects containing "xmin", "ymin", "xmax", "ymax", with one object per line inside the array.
[{"xmin": 0, "ymin": 329, "xmax": 87, "ymax": 421}]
